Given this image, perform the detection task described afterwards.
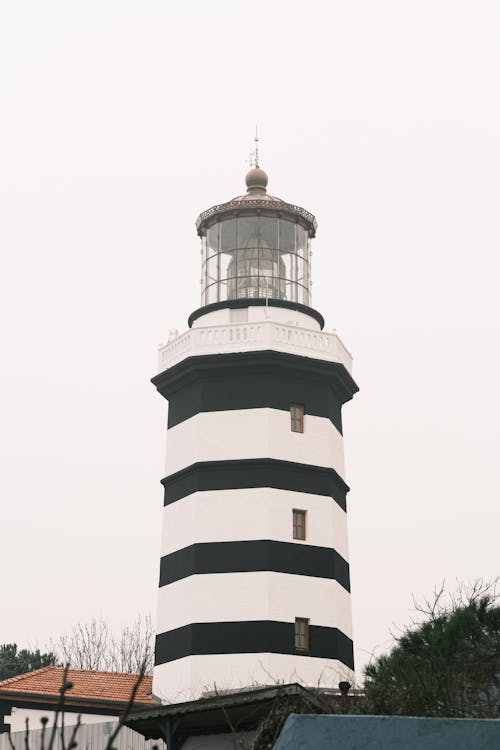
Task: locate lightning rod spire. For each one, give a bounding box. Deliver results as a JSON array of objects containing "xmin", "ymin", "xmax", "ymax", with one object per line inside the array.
[{"xmin": 254, "ymin": 125, "xmax": 259, "ymax": 168}]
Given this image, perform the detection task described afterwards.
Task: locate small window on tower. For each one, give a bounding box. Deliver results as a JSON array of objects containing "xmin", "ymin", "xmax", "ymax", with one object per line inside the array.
[
  {"xmin": 293, "ymin": 509, "xmax": 306, "ymax": 540},
  {"xmin": 295, "ymin": 618, "xmax": 310, "ymax": 651},
  {"xmin": 290, "ymin": 404, "xmax": 304, "ymax": 433}
]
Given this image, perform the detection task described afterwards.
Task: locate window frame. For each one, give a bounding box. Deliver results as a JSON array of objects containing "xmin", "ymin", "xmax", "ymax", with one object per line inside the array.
[
  {"xmin": 293, "ymin": 509, "xmax": 307, "ymax": 541},
  {"xmin": 294, "ymin": 617, "xmax": 310, "ymax": 652},
  {"xmin": 290, "ymin": 403, "xmax": 304, "ymax": 433}
]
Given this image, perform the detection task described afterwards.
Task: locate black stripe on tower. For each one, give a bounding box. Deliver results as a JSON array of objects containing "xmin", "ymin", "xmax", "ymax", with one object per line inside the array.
[
  {"xmin": 161, "ymin": 459, "xmax": 350, "ymax": 511},
  {"xmin": 151, "ymin": 350, "xmax": 359, "ymax": 432},
  {"xmin": 159, "ymin": 539, "xmax": 351, "ymax": 591},
  {"xmin": 155, "ymin": 621, "xmax": 354, "ymax": 669}
]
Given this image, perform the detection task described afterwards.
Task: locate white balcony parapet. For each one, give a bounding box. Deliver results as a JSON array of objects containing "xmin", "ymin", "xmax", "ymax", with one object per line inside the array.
[{"xmin": 158, "ymin": 321, "xmax": 353, "ymax": 374}]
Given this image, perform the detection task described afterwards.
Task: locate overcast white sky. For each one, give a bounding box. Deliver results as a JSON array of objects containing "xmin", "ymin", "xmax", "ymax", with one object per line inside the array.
[{"xmin": 1, "ymin": 0, "xmax": 499, "ymax": 680}]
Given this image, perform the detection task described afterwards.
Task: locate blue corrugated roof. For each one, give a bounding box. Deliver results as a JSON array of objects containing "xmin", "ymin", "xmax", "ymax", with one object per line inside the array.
[{"xmin": 274, "ymin": 714, "xmax": 500, "ymax": 749}]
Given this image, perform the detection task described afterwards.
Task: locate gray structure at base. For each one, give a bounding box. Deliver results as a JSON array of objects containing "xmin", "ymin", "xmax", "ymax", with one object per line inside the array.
[{"xmin": 274, "ymin": 714, "xmax": 500, "ymax": 750}]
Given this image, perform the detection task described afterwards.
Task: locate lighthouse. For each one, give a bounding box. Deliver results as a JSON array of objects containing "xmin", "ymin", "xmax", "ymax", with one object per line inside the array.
[{"xmin": 151, "ymin": 159, "xmax": 358, "ymax": 702}]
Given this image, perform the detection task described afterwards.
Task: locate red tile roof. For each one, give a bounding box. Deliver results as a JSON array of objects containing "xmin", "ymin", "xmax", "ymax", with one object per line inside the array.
[{"xmin": 0, "ymin": 667, "xmax": 156, "ymax": 706}]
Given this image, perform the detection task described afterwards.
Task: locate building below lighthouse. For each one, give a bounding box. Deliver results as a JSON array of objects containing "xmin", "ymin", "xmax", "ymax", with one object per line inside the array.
[{"xmin": 151, "ymin": 161, "xmax": 359, "ymax": 703}]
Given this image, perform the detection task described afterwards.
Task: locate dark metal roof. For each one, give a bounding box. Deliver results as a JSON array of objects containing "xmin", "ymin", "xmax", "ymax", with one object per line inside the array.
[
  {"xmin": 125, "ymin": 683, "xmax": 325, "ymax": 741},
  {"xmin": 196, "ymin": 197, "xmax": 317, "ymax": 236}
]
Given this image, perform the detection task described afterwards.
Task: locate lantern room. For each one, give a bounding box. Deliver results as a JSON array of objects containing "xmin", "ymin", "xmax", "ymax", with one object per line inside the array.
[{"xmin": 196, "ymin": 166, "xmax": 317, "ymax": 308}]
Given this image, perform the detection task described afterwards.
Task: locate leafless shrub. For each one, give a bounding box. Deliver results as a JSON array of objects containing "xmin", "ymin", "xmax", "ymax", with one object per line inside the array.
[{"xmin": 50, "ymin": 616, "xmax": 154, "ymax": 674}]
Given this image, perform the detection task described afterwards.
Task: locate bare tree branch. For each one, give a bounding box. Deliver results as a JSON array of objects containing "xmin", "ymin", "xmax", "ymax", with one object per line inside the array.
[{"xmin": 49, "ymin": 616, "xmax": 154, "ymax": 674}]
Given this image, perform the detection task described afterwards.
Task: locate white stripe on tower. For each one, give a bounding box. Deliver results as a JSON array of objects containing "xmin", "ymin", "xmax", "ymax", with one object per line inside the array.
[
  {"xmin": 164, "ymin": 408, "xmax": 345, "ymax": 477},
  {"xmin": 156, "ymin": 573, "xmax": 353, "ymax": 637},
  {"xmin": 160, "ymin": 488, "xmax": 350, "ymax": 560},
  {"xmin": 153, "ymin": 653, "xmax": 355, "ymax": 704}
]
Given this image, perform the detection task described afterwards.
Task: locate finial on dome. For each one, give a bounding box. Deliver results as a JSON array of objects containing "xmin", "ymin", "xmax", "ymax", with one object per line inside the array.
[
  {"xmin": 244, "ymin": 126, "xmax": 268, "ymax": 193},
  {"xmin": 246, "ymin": 127, "xmax": 268, "ymax": 192}
]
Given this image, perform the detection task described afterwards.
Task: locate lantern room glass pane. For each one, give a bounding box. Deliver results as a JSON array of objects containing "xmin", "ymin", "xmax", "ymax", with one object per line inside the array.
[
  {"xmin": 207, "ymin": 254, "xmax": 218, "ymax": 285},
  {"xmin": 206, "ymin": 282, "xmax": 218, "ymax": 304},
  {"xmin": 303, "ymin": 255, "xmax": 310, "ymax": 288},
  {"xmin": 221, "ymin": 219, "xmax": 237, "ymax": 252},
  {"xmin": 219, "ymin": 250, "xmax": 233, "ymax": 280},
  {"xmin": 219, "ymin": 280, "xmax": 228, "ymax": 301},
  {"xmin": 297, "ymin": 226, "xmax": 308, "ymax": 258},
  {"xmin": 259, "ymin": 247, "xmax": 281, "ymax": 277},
  {"xmin": 259, "ymin": 217, "xmax": 278, "ymax": 249},
  {"xmin": 207, "ymin": 224, "xmax": 219, "ymax": 257},
  {"xmin": 238, "ymin": 217, "xmax": 259, "ymax": 249},
  {"xmin": 281, "ymin": 251, "xmax": 292, "ymax": 280},
  {"xmin": 297, "ymin": 256, "xmax": 305, "ymax": 285},
  {"xmin": 280, "ymin": 220, "xmax": 295, "ymax": 252},
  {"xmin": 297, "ymin": 284, "xmax": 308, "ymax": 305}
]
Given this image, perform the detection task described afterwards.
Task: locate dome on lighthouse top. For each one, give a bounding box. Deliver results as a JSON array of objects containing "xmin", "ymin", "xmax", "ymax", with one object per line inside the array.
[
  {"xmin": 230, "ymin": 166, "xmax": 285, "ymax": 205},
  {"xmin": 245, "ymin": 166, "xmax": 268, "ymax": 190}
]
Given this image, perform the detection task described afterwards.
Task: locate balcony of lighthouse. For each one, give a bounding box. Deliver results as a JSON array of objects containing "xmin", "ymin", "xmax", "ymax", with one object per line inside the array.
[{"xmin": 157, "ymin": 320, "xmax": 353, "ymax": 374}]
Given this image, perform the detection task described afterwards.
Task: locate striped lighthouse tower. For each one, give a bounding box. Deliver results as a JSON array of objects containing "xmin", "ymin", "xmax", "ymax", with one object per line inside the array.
[{"xmin": 151, "ymin": 160, "xmax": 358, "ymax": 703}]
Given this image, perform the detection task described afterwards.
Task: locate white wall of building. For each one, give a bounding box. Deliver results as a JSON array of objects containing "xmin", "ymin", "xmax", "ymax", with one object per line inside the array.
[
  {"xmin": 153, "ymin": 653, "xmax": 354, "ymax": 704},
  {"xmin": 160, "ymin": 488, "xmax": 350, "ymax": 560},
  {"xmin": 165, "ymin": 409, "xmax": 345, "ymax": 478},
  {"xmin": 6, "ymin": 707, "xmax": 117, "ymax": 733},
  {"xmin": 0, "ymin": 721, "xmax": 165, "ymax": 750}
]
